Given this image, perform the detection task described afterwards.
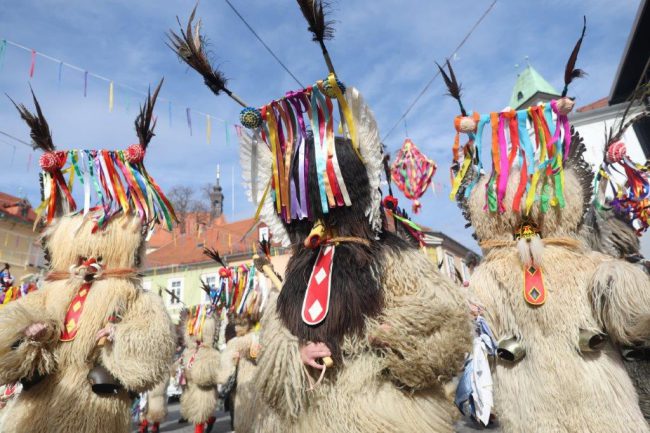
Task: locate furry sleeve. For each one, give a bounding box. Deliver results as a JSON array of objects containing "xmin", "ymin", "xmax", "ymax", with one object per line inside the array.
[
  {"xmin": 186, "ymin": 346, "xmax": 221, "ymax": 387},
  {"xmin": 254, "ymin": 302, "xmax": 308, "ymax": 420},
  {"xmin": 590, "ymin": 258, "xmax": 650, "ymax": 345},
  {"xmin": 101, "ymin": 291, "xmax": 176, "ymax": 393},
  {"xmin": 217, "ymin": 333, "xmax": 254, "ymax": 384},
  {"xmin": 369, "ymin": 248, "xmax": 472, "ymax": 390},
  {"xmin": 0, "ymin": 296, "xmax": 59, "ymax": 385}
]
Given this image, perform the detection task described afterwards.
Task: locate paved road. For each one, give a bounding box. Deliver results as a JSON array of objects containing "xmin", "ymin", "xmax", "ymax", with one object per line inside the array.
[
  {"xmin": 135, "ymin": 401, "xmax": 500, "ymax": 433},
  {"xmin": 132, "ymin": 401, "xmax": 232, "ymax": 433}
]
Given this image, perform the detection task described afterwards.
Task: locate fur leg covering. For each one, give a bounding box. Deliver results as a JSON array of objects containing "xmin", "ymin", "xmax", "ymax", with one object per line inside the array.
[
  {"xmin": 0, "ymin": 300, "xmax": 59, "ymax": 385},
  {"xmin": 101, "ymin": 292, "xmax": 176, "ymax": 393},
  {"xmin": 591, "ymin": 259, "xmax": 650, "ymax": 344},
  {"xmin": 144, "ymin": 379, "xmax": 169, "ymax": 424}
]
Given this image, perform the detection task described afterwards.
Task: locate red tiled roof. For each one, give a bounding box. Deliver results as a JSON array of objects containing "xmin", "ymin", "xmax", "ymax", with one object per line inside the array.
[
  {"xmin": 576, "ymin": 97, "xmax": 608, "ymax": 113},
  {"xmin": 145, "ymin": 216, "xmax": 269, "ymax": 268},
  {"xmin": 0, "ymin": 192, "xmax": 36, "ymax": 223},
  {"xmin": 147, "ymin": 213, "xmax": 227, "ymax": 249}
]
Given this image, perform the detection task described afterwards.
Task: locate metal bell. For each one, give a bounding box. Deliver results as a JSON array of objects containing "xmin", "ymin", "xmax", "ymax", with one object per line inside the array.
[
  {"xmin": 497, "ymin": 336, "xmax": 526, "ymax": 363},
  {"xmin": 87, "ymin": 364, "xmax": 121, "ymax": 395},
  {"xmin": 578, "ymin": 329, "xmax": 607, "ymax": 353}
]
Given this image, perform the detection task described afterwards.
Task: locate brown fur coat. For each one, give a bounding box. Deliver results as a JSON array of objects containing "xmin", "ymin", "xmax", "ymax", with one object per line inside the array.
[
  {"xmin": 179, "ymin": 309, "xmax": 221, "ymax": 424},
  {"xmin": 467, "ymin": 161, "xmax": 650, "ymax": 432},
  {"xmin": 253, "ymin": 247, "xmax": 472, "ymax": 433},
  {"xmin": 0, "ymin": 215, "xmax": 176, "ymax": 433}
]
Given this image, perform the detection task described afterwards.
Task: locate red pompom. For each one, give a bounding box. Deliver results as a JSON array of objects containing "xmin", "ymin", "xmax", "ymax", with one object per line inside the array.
[
  {"xmin": 382, "ymin": 195, "xmax": 399, "ymax": 211},
  {"xmin": 219, "ymin": 267, "xmax": 232, "ymax": 278},
  {"xmin": 39, "ymin": 151, "xmax": 67, "ymax": 172},
  {"xmin": 606, "ymin": 141, "xmax": 627, "ymax": 164},
  {"xmin": 125, "ymin": 144, "xmax": 145, "ymax": 164}
]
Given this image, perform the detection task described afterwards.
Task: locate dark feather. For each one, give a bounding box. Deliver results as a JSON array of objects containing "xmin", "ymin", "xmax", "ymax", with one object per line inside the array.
[
  {"xmin": 258, "ymin": 238, "xmax": 271, "ymax": 258},
  {"xmin": 135, "ymin": 78, "xmax": 163, "ymax": 150},
  {"xmin": 7, "ymin": 87, "xmax": 55, "ymax": 152},
  {"xmin": 200, "ymin": 279, "xmax": 213, "ymax": 297},
  {"xmin": 296, "ymin": 0, "xmax": 335, "ymax": 42},
  {"xmin": 203, "ymin": 247, "xmax": 228, "ymax": 268},
  {"xmin": 562, "ymin": 16, "xmax": 587, "ymax": 96},
  {"xmin": 436, "ymin": 60, "xmax": 467, "ymax": 116},
  {"xmin": 565, "ymin": 128, "xmax": 594, "ymax": 225},
  {"xmin": 164, "ymin": 287, "xmax": 183, "ymax": 304},
  {"xmin": 167, "ymin": 4, "xmax": 229, "ymax": 96}
]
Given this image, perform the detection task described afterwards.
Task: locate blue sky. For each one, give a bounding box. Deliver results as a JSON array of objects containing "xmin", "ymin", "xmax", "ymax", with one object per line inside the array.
[{"xmin": 0, "ymin": 0, "xmax": 643, "ymax": 253}]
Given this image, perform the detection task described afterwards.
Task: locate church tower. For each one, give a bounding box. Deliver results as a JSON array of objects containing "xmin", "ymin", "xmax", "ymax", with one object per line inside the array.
[
  {"xmin": 209, "ymin": 165, "xmax": 224, "ymax": 220},
  {"xmin": 509, "ymin": 63, "xmax": 560, "ymax": 110}
]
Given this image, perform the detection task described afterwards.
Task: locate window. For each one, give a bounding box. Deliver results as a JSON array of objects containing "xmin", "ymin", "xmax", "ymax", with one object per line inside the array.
[
  {"xmin": 142, "ymin": 280, "xmax": 152, "ymax": 292},
  {"xmin": 201, "ymin": 273, "xmax": 218, "ymax": 303},
  {"xmin": 517, "ymin": 91, "xmax": 524, "ymax": 101},
  {"xmin": 461, "ymin": 261, "xmax": 471, "ymax": 284},
  {"xmin": 259, "ymin": 226, "xmax": 270, "ymax": 243},
  {"xmin": 167, "ymin": 278, "xmax": 184, "ymax": 305},
  {"xmin": 445, "ymin": 252, "xmax": 458, "ymax": 282}
]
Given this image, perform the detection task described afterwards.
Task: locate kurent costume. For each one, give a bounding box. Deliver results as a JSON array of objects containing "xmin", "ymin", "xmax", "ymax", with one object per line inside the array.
[
  {"xmin": 0, "ymin": 85, "xmax": 177, "ymax": 433},
  {"xmin": 168, "ymin": 2, "xmax": 472, "ymax": 432},
  {"xmin": 136, "ymin": 377, "xmax": 170, "ymax": 433},
  {"xmin": 580, "ymin": 85, "xmax": 650, "ymax": 420},
  {"xmin": 178, "ymin": 304, "xmax": 221, "ymax": 433},
  {"xmin": 209, "ymin": 244, "xmax": 278, "ymax": 433},
  {"xmin": 444, "ymin": 20, "xmax": 650, "ymax": 433}
]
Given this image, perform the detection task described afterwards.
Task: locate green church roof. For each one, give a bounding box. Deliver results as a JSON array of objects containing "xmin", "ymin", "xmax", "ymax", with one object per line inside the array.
[{"xmin": 509, "ymin": 65, "xmax": 560, "ymax": 109}]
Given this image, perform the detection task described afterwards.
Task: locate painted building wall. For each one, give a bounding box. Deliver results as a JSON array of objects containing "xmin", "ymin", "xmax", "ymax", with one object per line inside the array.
[{"xmin": 0, "ymin": 218, "xmax": 43, "ymax": 281}]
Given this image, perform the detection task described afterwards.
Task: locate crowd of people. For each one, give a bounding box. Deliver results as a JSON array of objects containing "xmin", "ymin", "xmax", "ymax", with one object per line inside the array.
[{"xmin": 0, "ymin": 2, "xmax": 648, "ymax": 433}]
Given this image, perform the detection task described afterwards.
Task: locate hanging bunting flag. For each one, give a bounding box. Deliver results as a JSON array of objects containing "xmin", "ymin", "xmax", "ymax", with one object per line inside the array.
[
  {"xmin": 0, "ymin": 40, "xmax": 7, "ymax": 71},
  {"xmin": 186, "ymin": 107, "xmax": 192, "ymax": 136},
  {"xmin": 29, "ymin": 49, "xmax": 36, "ymax": 78},
  {"xmin": 83, "ymin": 71, "xmax": 88, "ymax": 97},
  {"xmin": 206, "ymin": 114, "xmax": 212, "ymax": 144},
  {"xmin": 108, "ymin": 81, "xmax": 114, "ymax": 112},
  {"xmin": 234, "ymin": 124, "xmax": 242, "ymax": 138},
  {"xmin": 225, "ymin": 120, "xmax": 230, "ymax": 146},
  {"xmin": 57, "ymin": 61, "xmax": 63, "ymax": 87},
  {"xmin": 26, "ymin": 152, "xmax": 32, "ymax": 171}
]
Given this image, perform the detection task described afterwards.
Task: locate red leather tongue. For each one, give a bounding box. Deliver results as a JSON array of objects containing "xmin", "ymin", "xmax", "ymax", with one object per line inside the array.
[{"xmin": 302, "ymin": 245, "xmax": 335, "ymax": 325}]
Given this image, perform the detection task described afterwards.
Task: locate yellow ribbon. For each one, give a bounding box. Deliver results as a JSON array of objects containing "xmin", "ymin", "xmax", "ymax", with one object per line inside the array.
[
  {"xmin": 265, "ymin": 109, "xmax": 282, "ymax": 214},
  {"xmin": 328, "ymin": 74, "xmax": 362, "ymax": 161}
]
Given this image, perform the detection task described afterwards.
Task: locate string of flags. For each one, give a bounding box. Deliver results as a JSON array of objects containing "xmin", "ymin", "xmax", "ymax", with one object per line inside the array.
[{"xmin": 0, "ymin": 38, "xmax": 238, "ymax": 146}]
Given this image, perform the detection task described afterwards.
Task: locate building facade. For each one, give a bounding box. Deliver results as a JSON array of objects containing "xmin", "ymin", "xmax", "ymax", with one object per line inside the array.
[{"xmin": 0, "ymin": 192, "xmax": 44, "ymax": 281}]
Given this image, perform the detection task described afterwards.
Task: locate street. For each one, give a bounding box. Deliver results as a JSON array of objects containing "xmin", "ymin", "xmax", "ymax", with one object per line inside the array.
[
  {"xmin": 133, "ymin": 401, "xmax": 500, "ymax": 433},
  {"xmin": 132, "ymin": 401, "xmax": 232, "ymax": 433}
]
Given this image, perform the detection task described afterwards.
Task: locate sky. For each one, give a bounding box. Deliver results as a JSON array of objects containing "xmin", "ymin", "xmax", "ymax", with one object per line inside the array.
[{"xmin": 0, "ymin": 0, "xmax": 644, "ymax": 254}]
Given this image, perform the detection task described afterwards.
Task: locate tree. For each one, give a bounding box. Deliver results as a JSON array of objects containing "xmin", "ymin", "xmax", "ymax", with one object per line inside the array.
[{"xmin": 167, "ymin": 186, "xmax": 194, "ymax": 234}]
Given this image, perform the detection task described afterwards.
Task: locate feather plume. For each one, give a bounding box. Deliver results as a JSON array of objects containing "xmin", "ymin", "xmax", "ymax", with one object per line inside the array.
[
  {"xmin": 203, "ymin": 247, "xmax": 228, "ymax": 268},
  {"xmin": 7, "ymin": 87, "xmax": 55, "ymax": 152},
  {"xmin": 258, "ymin": 238, "xmax": 271, "ymax": 258},
  {"xmin": 163, "ymin": 287, "xmax": 184, "ymax": 305},
  {"xmin": 296, "ymin": 0, "xmax": 335, "ymax": 42},
  {"xmin": 437, "ymin": 60, "xmax": 467, "ymax": 116},
  {"xmin": 134, "ymin": 78, "xmax": 163, "ymax": 150},
  {"xmin": 562, "ymin": 16, "xmax": 587, "ymax": 96},
  {"xmin": 167, "ymin": 5, "xmax": 229, "ymax": 97},
  {"xmin": 200, "ymin": 279, "xmax": 213, "ymax": 298}
]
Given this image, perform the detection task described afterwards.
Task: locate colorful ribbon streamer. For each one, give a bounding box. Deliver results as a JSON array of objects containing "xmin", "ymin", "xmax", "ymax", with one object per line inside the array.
[{"xmin": 451, "ymin": 100, "xmax": 573, "ymax": 215}]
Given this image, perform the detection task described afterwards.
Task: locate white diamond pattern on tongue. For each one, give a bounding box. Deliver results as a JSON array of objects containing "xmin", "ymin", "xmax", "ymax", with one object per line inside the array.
[
  {"xmin": 315, "ymin": 268, "xmax": 327, "ymax": 284},
  {"xmin": 308, "ymin": 300, "xmax": 324, "ymax": 320}
]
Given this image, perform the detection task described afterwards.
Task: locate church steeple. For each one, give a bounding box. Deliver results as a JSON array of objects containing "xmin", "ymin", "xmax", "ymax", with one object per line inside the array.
[
  {"xmin": 209, "ymin": 165, "xmax": 224, "ymax": 220},
  {"xmin": 509, "ymin": 63, "xmax": 560, "ymax": 110}
]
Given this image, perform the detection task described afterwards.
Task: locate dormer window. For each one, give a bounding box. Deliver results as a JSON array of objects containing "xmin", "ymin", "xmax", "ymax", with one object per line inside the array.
[{"xmin": 517, "ymin": 91, "xmax": 524, "ymax": 101}]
